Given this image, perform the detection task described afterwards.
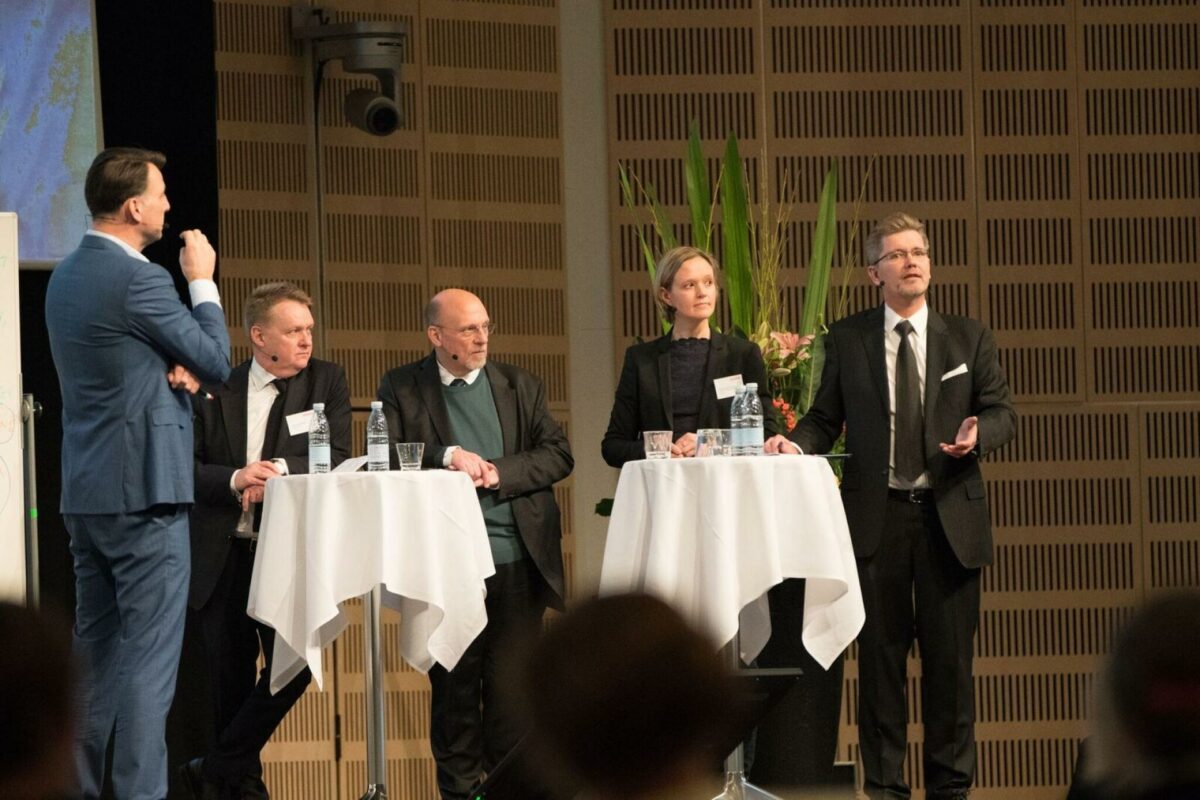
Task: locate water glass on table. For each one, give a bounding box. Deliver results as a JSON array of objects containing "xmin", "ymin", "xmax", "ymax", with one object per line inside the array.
[
  {"xmin": 696, "ymin": 428, "xmax": 731, "ymax": 457},
  {"xmin": 394, "ymin": 442, "xmax": 424, "ymax": 471},
  {"xmin": 643, "ymin": 430, "xmax": 673, "ymax": 460}
]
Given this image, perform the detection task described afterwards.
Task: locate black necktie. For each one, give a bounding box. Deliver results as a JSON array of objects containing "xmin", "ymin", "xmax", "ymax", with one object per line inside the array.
[
  {"xmin": 449, "ymin": 378, "xmax": 466, "ymax": 387},
  {"xmin": 254, "ymin": 377, "xmax": 289, "ymax": 533},
  {"xmin": 260, "ymin": 377, "xmax": 289, "ymax": 461},
  {"xmin": 894, "ymin": 321, "xmax": 925, "ymax": 482}
]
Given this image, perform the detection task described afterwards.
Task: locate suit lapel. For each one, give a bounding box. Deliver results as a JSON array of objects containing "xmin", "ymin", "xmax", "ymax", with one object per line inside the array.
[
  {"xmin": 486, "ymin": 363, "xmax": 520, "ymax": 455},
  {"xmin": 417, "ymin": 355, "xmax": 454, "ymax": 446},
  {"xmin": 654, "ymin": 335, "xmax": 674, "ymax": 431},
  {"xmin": 923, "ymin": 309, "xmax": 949, "ymax": 447},
  {"xmin": 222, "ymin": 361, "xmax": 251, "ymax": 468},
  {"xmin": 697, "ymin": 332, "xmax": 725, "ymax": 428},
  {"xmin": 860, "ymin": 306, "xmax": 889, "ymax": 415}
]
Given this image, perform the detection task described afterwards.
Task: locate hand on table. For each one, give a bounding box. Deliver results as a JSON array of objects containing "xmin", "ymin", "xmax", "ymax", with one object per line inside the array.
[
  {"xmin": 481, "ymin": 462, "xmax": 500, "ymax": 489},
  {"xmin": 671, "ymin": 432, "xmax": 697, "ymax": 458},
  {"xmin": 234, "ymin": 460, "xmax": 280, "ymax": 492},
  {"xmin": 764, "ymin": 434, "xmax": 800, "ymax": 455},
  {"xmin": 449, "ymin": 448, "xmax": 495, "ymax": 487}
]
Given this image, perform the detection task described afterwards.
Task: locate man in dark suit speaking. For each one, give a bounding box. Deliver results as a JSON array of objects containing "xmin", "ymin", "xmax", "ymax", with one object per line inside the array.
[
  {"xmin": 766, "ymin": 212, "xmax": 1016, "ymax": 799},
  {"xmin": 45, "ymin": 147, "xmax": 232, "ymax": 800},
  {"xmin": 181, "ymin": 282, "xmax": 351, "ymax": 799},
  {"xmin": 377, "ymin": 288, "xmax": 573, "ymax": 800}
]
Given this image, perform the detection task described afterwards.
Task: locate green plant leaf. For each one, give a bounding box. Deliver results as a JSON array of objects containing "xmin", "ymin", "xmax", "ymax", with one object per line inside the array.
[
  {"xmin": 800, "ymin": 161, "xmax": 838, "ymax": 338},
  {"xmin": 720, "ymin": 134, "xmax": 754, "ymax": 335},
  {"xmin": 645, "ymin": 184, "xmax": 677, "ymax": 252},
  {"xmin": 620, "ymin": 163, "xmax": 671, "ymax": 334},
  {"xmin": 684, "ymin": 120, "xmax": 712, "ymax": 252},
  {"xmin": 799, "ymin": 330, "xmax": 826, "ymax": 414}
]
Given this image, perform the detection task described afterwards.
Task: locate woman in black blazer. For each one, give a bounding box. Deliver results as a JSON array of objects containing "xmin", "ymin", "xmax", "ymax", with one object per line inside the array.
[{"xmin": 602, "ymin": 246, "xmax": 778, "ymax": 468}]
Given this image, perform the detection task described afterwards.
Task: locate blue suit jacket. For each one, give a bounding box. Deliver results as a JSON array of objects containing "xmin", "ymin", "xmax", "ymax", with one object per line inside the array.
[{"xmin": 46, "ymin": 234, "xmax": 231, "ymax": 514}]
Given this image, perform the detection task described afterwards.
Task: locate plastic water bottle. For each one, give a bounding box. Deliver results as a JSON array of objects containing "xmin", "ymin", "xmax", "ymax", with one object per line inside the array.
[
  {"xmin": 730, "ymin": 385, "xmax": 748, "ymax": 455},
  {"xmin": 366, "ymin": 400, "xmax": 389, "ymax": 472},
  {"xmin": 741, "ymin": 382, "xmax": 764, "ymax": 456},
  {"xmin": 308, "ymin": 402, "xmax": 331, "ymax": 473}
]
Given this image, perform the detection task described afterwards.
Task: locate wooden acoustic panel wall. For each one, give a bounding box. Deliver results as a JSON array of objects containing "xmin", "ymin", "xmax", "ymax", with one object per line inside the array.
[
  {"xmin": 215, "ymin": 1, "xmax": 566, "ymax": 797},
  {"xmin": 606, "ymin": 1, "xmax": 1198, "ymax": 798}
]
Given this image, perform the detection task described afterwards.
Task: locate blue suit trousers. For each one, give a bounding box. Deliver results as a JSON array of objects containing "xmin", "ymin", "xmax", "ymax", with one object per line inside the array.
[{"xmin": 65, "ymin": 505, "xmax": 190, "ymax": 800}]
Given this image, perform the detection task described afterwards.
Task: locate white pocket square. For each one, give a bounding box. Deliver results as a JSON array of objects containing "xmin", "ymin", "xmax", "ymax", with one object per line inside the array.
[{"xmin": 941, "ymin": 363, "xmax": 968, "ymax": 381}]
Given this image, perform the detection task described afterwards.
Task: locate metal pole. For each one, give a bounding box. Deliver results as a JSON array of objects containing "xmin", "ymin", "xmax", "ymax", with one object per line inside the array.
[
  {"xmin": 712, "ymin": 629, "xmax": 784, "ymax": 800},
  {"xmin": 21, "ymin": 393, "xmax": 41, "ymax": 610},
  {"xmin": 360, "ymin": 584, "xmax": 388, "ymax": 800}
]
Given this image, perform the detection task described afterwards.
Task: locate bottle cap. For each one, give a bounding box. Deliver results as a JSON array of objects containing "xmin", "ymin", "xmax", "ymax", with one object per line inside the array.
[
  {"xmin": 313, "ymin": 402, "xmax": 325, "ymax": 411},
  {"xmin": 370, "ymin": 400, "xmax": 383, "ymax": 409}
]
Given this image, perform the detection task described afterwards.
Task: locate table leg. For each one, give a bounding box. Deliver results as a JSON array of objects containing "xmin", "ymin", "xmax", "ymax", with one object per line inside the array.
[
  {"xmin": 360, "ymin": 584, "xmax": 388, "ymax": 800},
  {"xmin": 712, "ymin": 633, "xmax": 784, "ymax": 800}
]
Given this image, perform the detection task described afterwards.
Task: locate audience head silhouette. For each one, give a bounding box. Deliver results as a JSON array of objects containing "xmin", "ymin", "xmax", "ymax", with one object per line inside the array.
[
  {"xmin": 517, "ymin": 593, "xmax": 739, "ymax": 799},
  {"xmin": 1087, "ymin": 590, "xmax": 1200, "ymax": 799}
]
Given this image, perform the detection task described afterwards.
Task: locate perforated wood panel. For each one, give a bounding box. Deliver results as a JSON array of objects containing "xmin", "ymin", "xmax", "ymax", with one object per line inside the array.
[
  {"xmin": 606, "ymin": 2, "xmax": 1198, "ymax": 798},
  {"xmin": 215, "ymin": 1, "xmax": 567, "ymax": 797}
]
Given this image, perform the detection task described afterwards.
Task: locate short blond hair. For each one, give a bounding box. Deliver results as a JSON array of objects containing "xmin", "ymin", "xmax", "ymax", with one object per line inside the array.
[
  {"xmin": 655, "ymin": 246, "xmax": 720, "ymax": 323},
  {"xmin": 865, "ymin": 212, "xmax": 928, "ymax": 265},
  {"xmin": 244, "ymin": 282, "xmax": 312, "ymax": 333}
]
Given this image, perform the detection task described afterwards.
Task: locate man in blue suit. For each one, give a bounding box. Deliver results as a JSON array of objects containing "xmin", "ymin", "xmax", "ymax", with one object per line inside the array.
[{"xmin": 45, "ymin": 147, "xmax": 232, "ymax": 800}]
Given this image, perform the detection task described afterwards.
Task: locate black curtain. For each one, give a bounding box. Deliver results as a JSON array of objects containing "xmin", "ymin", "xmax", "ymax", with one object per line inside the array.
[{"xmin": 20, "ymin": 2, "xmax": 219, "ymax": 797}]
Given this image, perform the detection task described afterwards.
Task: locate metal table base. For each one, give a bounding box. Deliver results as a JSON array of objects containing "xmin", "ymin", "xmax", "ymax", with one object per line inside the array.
[{"xmin": 360, "ymin": 585, "xmax": 388, "ymax": 800}]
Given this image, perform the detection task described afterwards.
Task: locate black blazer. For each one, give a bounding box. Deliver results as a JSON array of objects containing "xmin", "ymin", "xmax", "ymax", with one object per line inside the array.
[
  {"xmin": 188, "ymin": 358, "xmax": 352, "ymax": 610},
  {"xmin": 375, "ymin": 354, "xmax": 574, "ymax": 608},
  {"xmin": 789, "ymin": 306, "xmax": 1016, "ymax": 568},
  {"xmin": 602, "ymin": 331, "xmax": 779, "ymax": 468}
]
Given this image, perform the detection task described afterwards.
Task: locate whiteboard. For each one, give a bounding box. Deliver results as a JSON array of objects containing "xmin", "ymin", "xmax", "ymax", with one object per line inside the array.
[{"xmin": 0, "ymin": 212, "xmax": 26, "ymax": 602}]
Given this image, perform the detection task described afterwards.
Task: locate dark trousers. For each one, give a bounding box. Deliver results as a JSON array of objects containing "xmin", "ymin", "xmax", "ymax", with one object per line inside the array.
[
  {"xmin": 429, "ymin": 557, "xmax": 549, "ymax": 800},
  {"xmin": 196, "ymin": 539, "xmax": 311, "ymax": 789},
  {"xmin": 857, "ymin": 497, "xmax": 981, "ymax": 800}
]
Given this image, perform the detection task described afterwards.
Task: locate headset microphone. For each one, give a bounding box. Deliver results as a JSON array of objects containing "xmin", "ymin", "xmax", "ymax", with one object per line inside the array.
[
  {"xmin": 271, "ymin": 355, "xmax": 279, "ymax": 362},
  {"xmin": 451, "ymin": 354, "xmax": 458, "ymax": 360}
]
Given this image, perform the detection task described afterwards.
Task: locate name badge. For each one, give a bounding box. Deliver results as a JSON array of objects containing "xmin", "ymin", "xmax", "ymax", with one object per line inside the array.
[
  {"xmin": 286, "ymin": 409, "xmax": 314, "ymax": 436},
  {"xmin": 713, "ymin": 374, "xmax": 744, "ymax": 400}
]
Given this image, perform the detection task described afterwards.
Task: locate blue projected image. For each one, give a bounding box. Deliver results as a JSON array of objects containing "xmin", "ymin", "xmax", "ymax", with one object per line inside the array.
[{"xmin": 0, "ymin": 0, "xmax": 100, "ymax": 263}]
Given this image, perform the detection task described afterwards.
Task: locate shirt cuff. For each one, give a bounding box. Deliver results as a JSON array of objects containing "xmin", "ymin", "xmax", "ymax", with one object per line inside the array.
[
  {"xmin": 442, "ymin": 445, "xmax": 458, "ymax": 467},
  {"xmin": 273, "ymin": 458, "xmax": 290, "ymax": 475},
  {"xmin": 188, "ymin": 279, "xmax": 221, "ymax": 308},
  {"xmin": 229, "ymin": 469, "xmax": 241, "ymax": 499}
]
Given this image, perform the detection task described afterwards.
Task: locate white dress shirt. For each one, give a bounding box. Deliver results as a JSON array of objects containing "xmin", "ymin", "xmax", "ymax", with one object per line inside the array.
[
  {"xmin": 231, "ymin": 358, "xmax": 290, "ymax": 535},
  {"xmin": 883, "ymin": 303, "xmax": 931, "ymax": 489}
]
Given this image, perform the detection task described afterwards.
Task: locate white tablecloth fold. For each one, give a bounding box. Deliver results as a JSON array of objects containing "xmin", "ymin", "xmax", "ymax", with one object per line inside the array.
[
  {"xmin": 599, "ymin": 455, "xmax": 863, "ymax": 669},
  {"xmin": 247, "ymin": 470, "xmax": 495, "ymax": 693}
]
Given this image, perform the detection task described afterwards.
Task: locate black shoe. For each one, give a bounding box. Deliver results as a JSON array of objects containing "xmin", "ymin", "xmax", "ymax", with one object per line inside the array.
[{"xmin": 178, "ymin": 758, "xmax": 224, "ymax": 800}]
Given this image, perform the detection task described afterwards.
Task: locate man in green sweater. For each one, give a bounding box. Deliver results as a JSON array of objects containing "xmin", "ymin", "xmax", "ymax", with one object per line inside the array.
[{"xmin": 376, "ymin": 288, "xmax": 573, "ymax": 800}]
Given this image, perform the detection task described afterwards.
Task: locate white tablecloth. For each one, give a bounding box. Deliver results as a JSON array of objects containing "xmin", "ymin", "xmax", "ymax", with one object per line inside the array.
[
  {"xmin": 599, "ymin": 455, "xmax": 864, "ymax": 669},
  {"xmin": 248, "ymin": 470, "xmax": 495, "ymax": 693}
]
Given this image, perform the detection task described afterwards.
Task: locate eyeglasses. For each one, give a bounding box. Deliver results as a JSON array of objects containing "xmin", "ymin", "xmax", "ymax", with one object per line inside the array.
[
  {"xmin": 873, "ymin": 247, "xmax": 930, "ymax": 266},
  {"xmin": 433, "ymin": 321, "xmax": 496, "ymax": 338}
]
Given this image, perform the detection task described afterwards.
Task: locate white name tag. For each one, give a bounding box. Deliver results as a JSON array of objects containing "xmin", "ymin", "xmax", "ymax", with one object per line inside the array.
[
  {"xmin": 713, "ymin": 374, "xmax": 745, "ymax": 400},
  {"xmin": 286, "ymin": 409, "xmax": 314, "ymax": 436}
]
